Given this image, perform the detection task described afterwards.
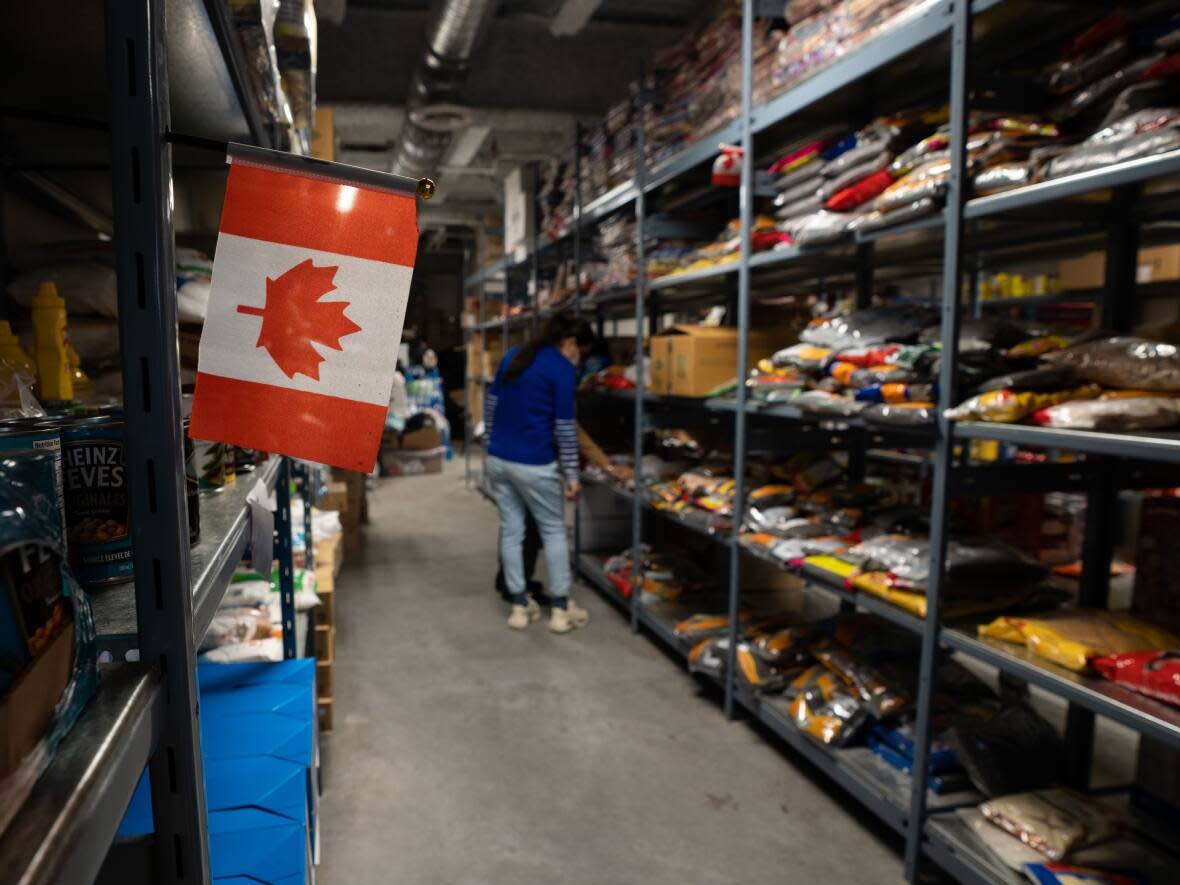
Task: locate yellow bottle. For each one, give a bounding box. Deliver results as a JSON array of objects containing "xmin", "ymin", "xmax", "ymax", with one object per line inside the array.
[
  {"xmin": 0, "ymin": 321, "xmax": 36, "ymax": 378},
  {"xmin": 32, "ymin": 282, "xmax": 73, "ymax": 403}
]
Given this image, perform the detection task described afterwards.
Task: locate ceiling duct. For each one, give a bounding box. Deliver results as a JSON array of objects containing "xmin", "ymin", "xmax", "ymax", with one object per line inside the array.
[{"xmin": 389, "ymin": 0, "xmax": 497, "ymax": 180}]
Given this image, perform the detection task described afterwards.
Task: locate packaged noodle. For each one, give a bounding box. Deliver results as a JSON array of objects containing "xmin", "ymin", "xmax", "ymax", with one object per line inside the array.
[
  {"xmin": 1031, "ymin": 396, "xmax": 1180, "ymax": 431},
  {"xmin": 814, "ymin": 647, "xmax": 906, "ymax": 716},
  {"xmin": 1004, "ymin": 335, "xmax": 1071, "ymax": 361},
  {"xmin": 786, "ymin": 665, "xmax": 870, "ymax": 746},
  {"xmin": 1091, "ymin": 650, "xmax": 1180, "ymax": 706},
  {"xmin": 753, "ymin": 624, "xmax": 816, "ymax": 667},
  {"xmin": 978, "ymin": 611, "xmax": 1180, "ymax": 672},
  {"xmin": 1044, "ymin": 337, "xmax": 1180, "ymax": 393},
  {"xmin": 974, "ymin": 161, "xmax": 1031, "ymax": 195},
  {"xmin": 687, "ymin": 637, "xmax": 727, "ymax": 681},
  {"xmin": 947, "ymin": 385, "xmax": 1101, "ymax": 423},
  {"xmin": 979, "ymin": 789, "xmax": 1121, "ymax": 861},
  {"xmin": 675, "ymin": 613, "xmax": 742, "ymax": 641},
  {"xmin": 861, "ymin": 401, "xmax": 937, "ymax": 426}
]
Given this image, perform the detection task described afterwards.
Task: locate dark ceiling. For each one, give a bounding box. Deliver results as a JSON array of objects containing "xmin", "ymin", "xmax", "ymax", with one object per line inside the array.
[{"xmin": 317, "ymin": 0, "xmax": 712, "ymax": 114}]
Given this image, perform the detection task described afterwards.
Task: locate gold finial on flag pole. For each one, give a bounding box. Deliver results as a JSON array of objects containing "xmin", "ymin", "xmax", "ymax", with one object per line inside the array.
[{"xmin": 417, "ymin": 179, "xmax": 436, "ymax": 200}]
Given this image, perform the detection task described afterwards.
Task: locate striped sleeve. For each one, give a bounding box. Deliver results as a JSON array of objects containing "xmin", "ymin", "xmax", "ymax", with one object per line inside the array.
[
  {"xmin": 554, "ymin": 359, "xmax": 578, "ymax": 482},
  {"xmin": 484, "ymin": 392, "xmax": 497, "ymax": 441}
]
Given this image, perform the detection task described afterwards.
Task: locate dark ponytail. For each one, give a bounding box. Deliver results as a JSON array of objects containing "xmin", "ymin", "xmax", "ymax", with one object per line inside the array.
[{"xmin": 504, "ymin": 312, "xmax": 584, "ymax": 383}]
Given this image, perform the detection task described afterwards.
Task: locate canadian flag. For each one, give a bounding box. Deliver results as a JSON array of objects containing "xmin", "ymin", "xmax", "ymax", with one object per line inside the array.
[{"xmin": 190, "ymin": 147, "xmax": 420, "ymax": 471}]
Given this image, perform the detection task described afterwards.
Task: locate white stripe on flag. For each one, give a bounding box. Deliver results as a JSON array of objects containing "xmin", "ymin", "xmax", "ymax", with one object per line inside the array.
[{"xmin": 200, "ymin": 233, "xmax": 411, "ymax": 405}]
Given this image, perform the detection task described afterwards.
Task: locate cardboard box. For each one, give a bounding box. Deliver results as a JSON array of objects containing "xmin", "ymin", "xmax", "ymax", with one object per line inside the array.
[
  {"xmin": 650, "ymin": 325, "xmax": 778, "ymax": 397},
  {"xmin": 310, "ymin": 106, "xmax": 334, "ymax": 161},
  {"xmin": 0, "ymin": 623, "xmax": 74, "ymax": 779},
  {"xmin": 401, "ymin": 426, "xmax": 443, "ymax": 451},
  {"xmin": 1059, "ymin": 244, "xmax": 1180, "ymax": 290},
  {"xmin": 503, "ymin": 164, "xmax": 537, "ymax": 260},
  {"xmin": 316, "ymin": 481, "xmax": 348, "ymax": 514}
]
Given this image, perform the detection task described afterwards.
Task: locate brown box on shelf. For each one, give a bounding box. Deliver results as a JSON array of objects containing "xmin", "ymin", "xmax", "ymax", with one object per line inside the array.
[
  {"xmin": 317, "ymin": 697, "xmax": 334, "ymax": 734},
  {"xmin": 650, "ymin": 325, "xmax": 778, "ymax": 397},
  {"xmin": 1059, "ymin": 244, "xmax": 1180, "ymax": 290},
  {"xmin": 316, "ymin": 659, "xmax": 335, "ymax": 697},
  {"xmin": 1132, "ymin": 496, "xmax": 1180, "ymax": 637},
  {"xmin": 0, "ymin": 624, "xmax": 74, "ymax": 779},
  {"xmin": 315, "ymin": 624, "xmax": 335, "ymax": 663},
  {"xmin": 317, "ymin": 481, "xmax": 349, "ymax": 515}
]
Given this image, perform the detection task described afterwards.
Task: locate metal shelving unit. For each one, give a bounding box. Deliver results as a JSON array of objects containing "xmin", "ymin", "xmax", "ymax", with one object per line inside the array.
[
  {"xmin": 0, "ymin": 2, "xmax": 309, "ymax": 883},
  {"xmin": 462, "ymin": 1, "xmax": 1180, "ymax": 882}
]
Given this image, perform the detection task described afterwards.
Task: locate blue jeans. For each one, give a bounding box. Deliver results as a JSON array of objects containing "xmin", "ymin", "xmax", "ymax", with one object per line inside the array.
[{"xmin": 486, "ymin": 455, "xmax": 570, "ymax": 603}]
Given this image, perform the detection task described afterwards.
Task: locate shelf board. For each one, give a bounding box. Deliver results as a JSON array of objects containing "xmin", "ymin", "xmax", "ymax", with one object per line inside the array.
[
  {"xmin": 0, "ymin": 664, "xmax": 162, "ymax": 885},
  {"xmin": 942, "ymin": 627, "xmax": 1180, "ymax": 751},
  {"xmin": 966, "ymin": 149, "xmax": 1180, "ymax": 220},
  {"xmin": 953, "ymin": 421, "xmax": 1180, "ymax": 464},
  {"xmin": 90, "ymin": 457, "xmax": 282, "ymax": 652}
]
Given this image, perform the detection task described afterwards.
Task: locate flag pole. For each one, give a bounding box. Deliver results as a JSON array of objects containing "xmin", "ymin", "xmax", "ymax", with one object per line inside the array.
[{"xmin": 164, "ymin": 131, "xmax": 434, "ymax": 200}]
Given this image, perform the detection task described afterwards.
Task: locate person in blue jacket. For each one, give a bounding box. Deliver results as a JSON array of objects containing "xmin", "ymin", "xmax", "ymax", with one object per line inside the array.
[{"xmin": 486, "ymin": 313, "xmax": 589, "ymax": 633}]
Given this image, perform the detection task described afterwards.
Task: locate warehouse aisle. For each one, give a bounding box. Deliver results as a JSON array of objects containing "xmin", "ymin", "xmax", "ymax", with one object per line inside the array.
[{"xmin": 318, "ymin": 461, "xmax": 902, "ymax": 885}]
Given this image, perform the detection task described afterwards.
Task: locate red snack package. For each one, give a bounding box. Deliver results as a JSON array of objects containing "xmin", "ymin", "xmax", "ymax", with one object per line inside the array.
[
  {"xmin": 1092, "ymin": 650, "xmax": 1180, "ymax": 706},
  {"xmin": 825, "ymin": 169, "xmax": 894, "ymax": 212}
]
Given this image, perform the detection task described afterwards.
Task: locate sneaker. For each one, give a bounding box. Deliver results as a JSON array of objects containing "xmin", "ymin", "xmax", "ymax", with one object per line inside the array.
[
  {"xmin": 526, "ymin": 595, "xmax": 542, "ymax": 622},
  {"xmin": 507, "ymin": 605, "xmax": 531, "ymax": 630},
  {"xmin": 548, "ymin": 601, "xmax": 589, "ymax": 634}
]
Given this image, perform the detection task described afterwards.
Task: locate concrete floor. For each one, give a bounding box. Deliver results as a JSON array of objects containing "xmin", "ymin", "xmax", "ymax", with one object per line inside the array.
[{"xmin": 318, "ymin": 461, "xmax": 905, "ymax": 884}]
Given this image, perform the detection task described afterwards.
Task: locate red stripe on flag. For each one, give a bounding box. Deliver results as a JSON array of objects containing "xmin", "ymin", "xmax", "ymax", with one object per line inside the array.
[
  {"xmin": 189, "ymin": 372, "xmax": 386, "ymax": 472},
  {"xmin": 219, "ymin": 163, "xmax": 418, "ymax": 267}
]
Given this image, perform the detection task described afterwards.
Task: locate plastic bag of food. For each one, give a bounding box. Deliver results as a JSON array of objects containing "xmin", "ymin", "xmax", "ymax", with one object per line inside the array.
[
  {"xmin": 771, "ymin": 342, "xmax": 833, "ymax": 370},
  {"xmin": 792, "ymin": 389, "xmax": 869, "ymax": 416},
  {"xmin": 815, "ymin": 647, "xmax": 906, "ymax": 716},
  {"xmin": 979, "ymin": 789, "xmax": 1121, "ymax": 861},
  {"xmin": 1004, "ymin": 335, "xmax": 1071, "ymax": 361},
  {"xmin": 852, "ymin": 535, "xmax": 1047, "ymax": 588},
  {"xmin": 1091, "ymin": 650, "xmax": 1180, "ymax": 706},
  {"xmin": 1047, "ymin": 113, "xmax": 1180, "ymax": 179},
  {"xmin": 1046, "ymin": 37, "xmax": 1131, "ymax": 95},
  {"xmin": 854, "ymin": 381, "xmax": 935, "ymax": 404},
  {"xmin": 1032, "ymin": 395, "xmax": 1180, "ymax": 430},
  {"xmin": 1023, "ymin": 864, "xmax": 1145, "ymax": 885},
  {"xmin": 860, "ymin": 402, "xmax": 936, "ymax": 425},
  {"xmin": 832, "ymin": 343, "xmax": 901, "ymax": 367},
  {"xmin": 944, "ymin": 705, "xmax": 1064, "ymax": 798},
  {"xmin": 775, "ymin": 174, "xmax": 824, "ymax": 208},
  {"xmin": 675, "ymin": 613, "xmax": 740, "ymax": 641},
  {"xmin": 201, "ymin": 606, "xmax": 273, "ymax": 651},
  {"xmin": 978, "ymin": 611, "xmax": 1180, "ymax": 672},
  {"xmin": 820, "ymin": 154, "xmax": 891, "ymax": 201},
  {"xmin": 787, "ymin": 665, "xmax": 870, "ymax": 746},
  {"xmin": 789, "ymin": 210, "xmax": 853, "ymax": 247},
  {"xmin": 974, "ymin": 161, "xmax": 1032, "ymax": 195},
  {"xmin": 977, "ymin": 365, "xmax": 1078, "ymax": 394},
  {"xmin": 947, "ymin": 385, "xmax": 1101, "ymax": 423},
  {"xmin": 826, "ymin": 168, "xmax": 895, "ymax": 212},
  {"xmin": 687, "ymin": 637, "xmax": 726, "ymax": 680},
  {"xmin": 1044, "ymin": 337, "xmax": 1180, "ymax": 392},
  {"xmin": 800, "ymin": 306, "xmax": 935, "ymax": 350},
  {"xmin": 769, "ymin": 139, "xmax": 827, "ymax": 175},
  {"xmin": 853, "ymin": 195, "xmax": 940, "ymax": 233},
  {"xmin": 753, "ymin": 624, "xmax": 816, "ymax": 667},
  {"xmin": 1052, "ymin": 55, "xmax": 1165, "ymax": 123}
]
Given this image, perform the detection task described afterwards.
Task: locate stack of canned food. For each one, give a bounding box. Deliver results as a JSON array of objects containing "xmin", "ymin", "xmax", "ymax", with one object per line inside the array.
[{"xmin": 0, "ymin": 403, "xmax": 270, "ymax": 592}]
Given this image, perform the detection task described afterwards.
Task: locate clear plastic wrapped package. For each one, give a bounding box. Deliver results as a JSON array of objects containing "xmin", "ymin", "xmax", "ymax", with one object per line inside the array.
[
  {"xmin": 1032, "ymin": 395, "xmax": 1180, "ymax": 431},
  {"xmin": 1047, "ymin": 110, "xmax": 1180, "ymax": 178},
  {"xmin": 979, "ymin": 789, "xmax": 1121, "ymax": 861},
  {"xmin": 787, "ymin": 664, "xmax": 870, "ymax": 746}
]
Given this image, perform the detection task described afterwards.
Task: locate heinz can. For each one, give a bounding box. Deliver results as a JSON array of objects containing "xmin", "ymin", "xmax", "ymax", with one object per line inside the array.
[
  {"xmin": 0, "ymin": 419, "xmax": 65, "ymax": 542},
  {"xmin": 60, "ymin": 414, "xmax": 132, "ymax": 587}
]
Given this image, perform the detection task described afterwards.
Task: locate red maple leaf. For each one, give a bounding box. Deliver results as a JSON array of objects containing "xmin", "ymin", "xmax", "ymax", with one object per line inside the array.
[{"xmin": 237, "ymin": 259, "xmax": 361, "ymax": 380}]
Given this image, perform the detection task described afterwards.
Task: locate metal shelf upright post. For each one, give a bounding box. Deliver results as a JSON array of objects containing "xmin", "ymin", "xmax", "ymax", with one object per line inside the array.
[
  {"xmin": 630, "ymin": 78, "xmax": 648, "ymax": 634},
  {"xmin": 903, "ymin": 2, "xmax": 970, "ymax": 878},
  {"xmin": 105, "ymin": 0, "xmax": 210, "ymax": 878},
  {"xmin": 573, "ymin": 126, "xmax": 584, "ymax": 571},
  {"xmin": 723, "ymin": 0, "xmax": 756, "ymax": 722}
]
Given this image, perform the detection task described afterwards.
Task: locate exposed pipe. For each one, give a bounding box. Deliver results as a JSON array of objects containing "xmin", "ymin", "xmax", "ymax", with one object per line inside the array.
[{"xmin": 389, "ymin": 0, "xmax": 498, "ymax": 179}]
